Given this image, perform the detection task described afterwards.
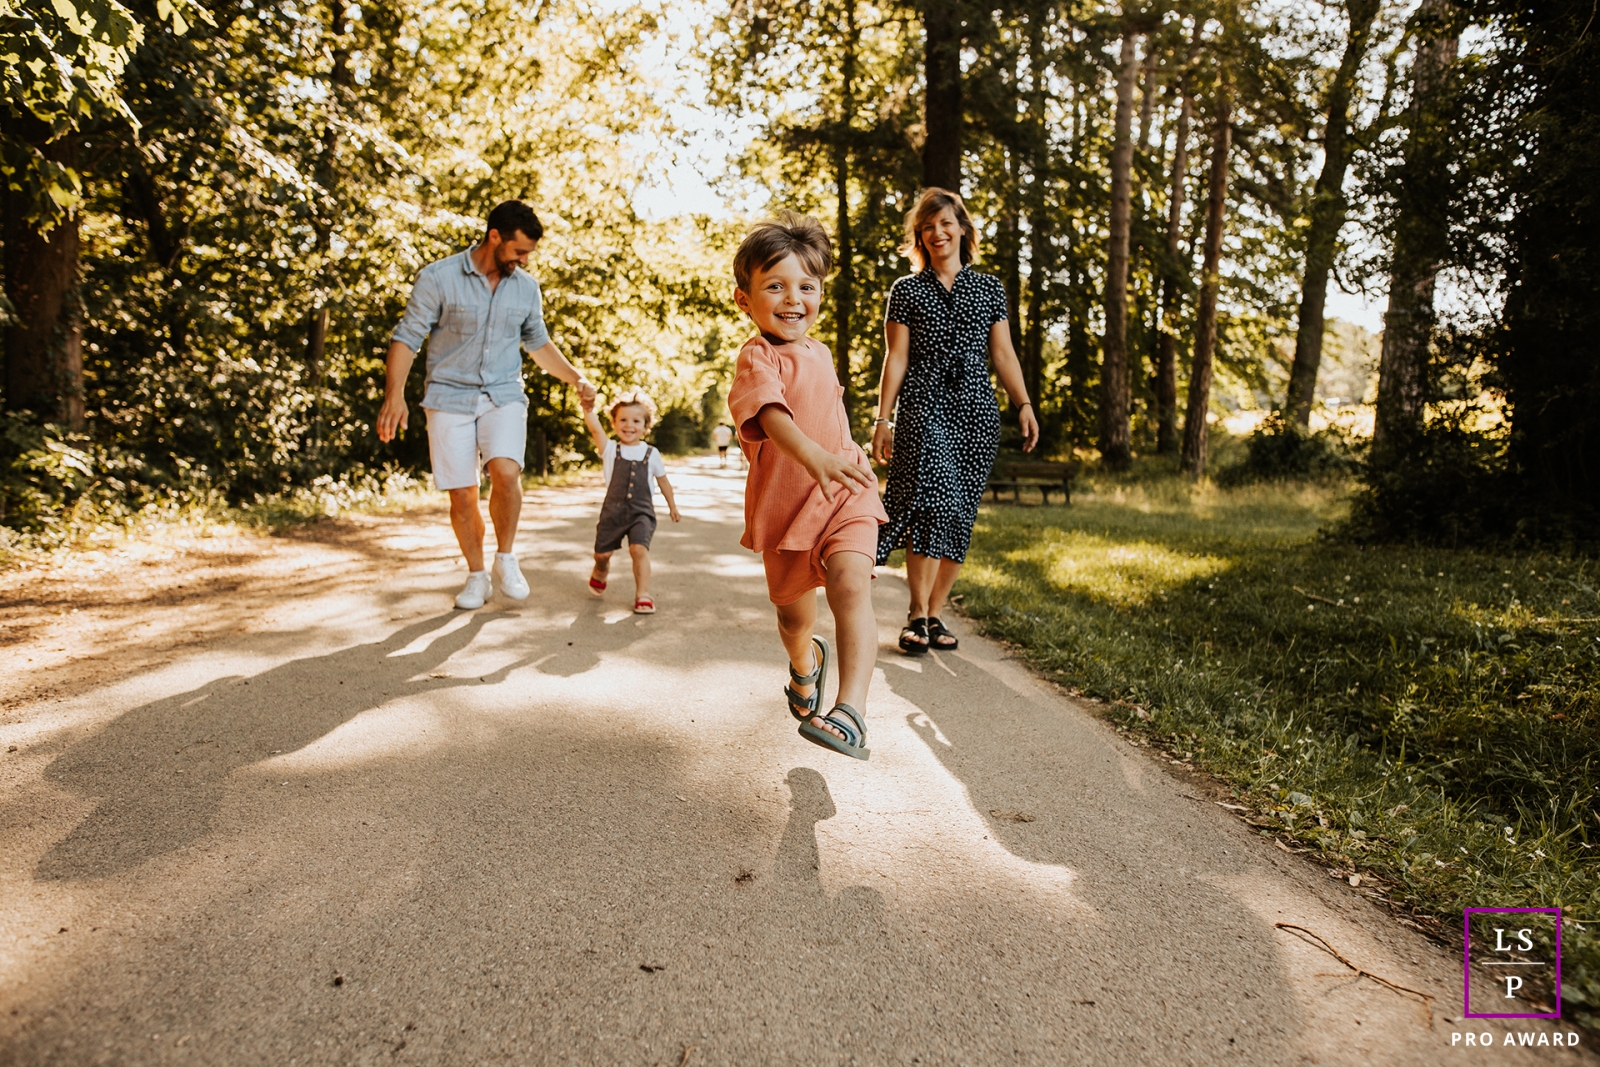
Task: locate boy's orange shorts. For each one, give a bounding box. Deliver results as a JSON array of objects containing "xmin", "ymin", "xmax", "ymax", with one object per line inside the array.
[{"xmin": 762, "ymin": 515, "xmax": 880, "ymax": 606}]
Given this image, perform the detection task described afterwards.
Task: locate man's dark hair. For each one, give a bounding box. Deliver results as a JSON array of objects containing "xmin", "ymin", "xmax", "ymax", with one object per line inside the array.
[{"xmin": 485, "ymin": 200, "xmax": 544, "ymax": 244}]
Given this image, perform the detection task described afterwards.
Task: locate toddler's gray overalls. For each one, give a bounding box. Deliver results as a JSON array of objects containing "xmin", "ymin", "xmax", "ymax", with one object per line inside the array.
[{"xmin": 595, "ymin": 445, "xmax": 657, "ymax": 553}]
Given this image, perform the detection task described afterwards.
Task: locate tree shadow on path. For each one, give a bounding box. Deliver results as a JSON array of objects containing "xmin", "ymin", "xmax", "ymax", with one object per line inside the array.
[
  {"xmin": 878, "ymin": 641, "xmax": 1305, "ymax": 1061},
  {"xmin": 32, "ymin": 606, "xmax": 646, "ymax": 882}
]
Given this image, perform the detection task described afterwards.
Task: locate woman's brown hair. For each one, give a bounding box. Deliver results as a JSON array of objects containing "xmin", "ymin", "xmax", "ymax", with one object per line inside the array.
[{"xmin": 899, "ymin": 188, "xmax": 978, "ymax": 271}]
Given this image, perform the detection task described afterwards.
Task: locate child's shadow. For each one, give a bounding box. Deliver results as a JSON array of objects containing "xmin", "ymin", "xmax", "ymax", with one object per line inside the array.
[
  {"xmin": 765, "ymin": 767, "xmax": 886, "ymax": 936},
  {"xmin": 532, "ymin": 599, "xmax": 654, "ymax": 678}
]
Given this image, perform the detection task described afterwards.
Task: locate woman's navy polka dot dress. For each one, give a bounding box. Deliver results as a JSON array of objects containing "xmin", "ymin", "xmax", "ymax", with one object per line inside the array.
[{"xmin": 876, "ymin": 265, "xmax": 1009, "ymax": 565}]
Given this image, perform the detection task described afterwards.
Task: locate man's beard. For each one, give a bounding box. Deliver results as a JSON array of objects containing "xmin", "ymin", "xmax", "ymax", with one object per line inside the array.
[{"xmin": 494, "ymin": 250, "xmax": 520, "ymax": 278}]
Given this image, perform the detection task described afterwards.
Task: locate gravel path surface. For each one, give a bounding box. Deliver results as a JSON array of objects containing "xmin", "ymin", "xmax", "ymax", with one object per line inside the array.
[{"xmin": 0, "ymin": 458, "xmax": 1585, "ymax": 1065}]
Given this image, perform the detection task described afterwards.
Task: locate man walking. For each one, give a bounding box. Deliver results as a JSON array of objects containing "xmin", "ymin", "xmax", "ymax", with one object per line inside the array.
[{"xmin": 377, "ymin": 200, "xmax": 596, "ymax": 609}]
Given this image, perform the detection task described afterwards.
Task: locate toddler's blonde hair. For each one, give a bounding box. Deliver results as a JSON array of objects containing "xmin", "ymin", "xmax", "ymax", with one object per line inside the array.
[{"xmin": 608, "ymin": 387, "xmax": 657, "ymax": 428}]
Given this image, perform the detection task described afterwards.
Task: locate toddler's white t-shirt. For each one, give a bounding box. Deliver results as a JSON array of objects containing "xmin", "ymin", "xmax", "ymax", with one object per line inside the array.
[{"xmin": 602, "ymin": 439, "xmax": 667, "ymax": 487}]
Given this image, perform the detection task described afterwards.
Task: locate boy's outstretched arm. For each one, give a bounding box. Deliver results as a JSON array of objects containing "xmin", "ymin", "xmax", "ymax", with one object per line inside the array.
[
  {"xmin": 657, "ymin": 476, "xmax": 681, "ymax": 522},
  {"xmin": 580, "ymin": 399, "xmax": 609, "ymax": 452},
  {"xmin": 755, "ymin": 404, "xmax": 874, "ymax": 502}
]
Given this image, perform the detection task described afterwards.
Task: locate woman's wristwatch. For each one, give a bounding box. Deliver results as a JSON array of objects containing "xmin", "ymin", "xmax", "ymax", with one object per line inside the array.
[{"xmin": 874, "ymin": 417, "xmax": 894, "ymax": 428}]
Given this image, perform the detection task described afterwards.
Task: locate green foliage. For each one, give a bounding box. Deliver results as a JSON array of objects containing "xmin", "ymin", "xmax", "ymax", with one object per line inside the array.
[
  {"xmin": 1347, "ymin": 414, "xmax": 1513, "ymax": 546},
  {"xmin": 1, "ymin": 0, "xmax": 741, "ymax": 523},
  {"xmin": 0, "ymin": 411, "xmax": 94, "ymax": 530},
  {"xmin": 1217, "ymin": 413, "xmax": 1362, "ymax": 485},
  {"xmin": 953, "ymin": 477, "xmax": 1600, "ymax": 1024},
  {"xmin": 0, "ymin": 0, "xmax": 206, "ymax": 225}
]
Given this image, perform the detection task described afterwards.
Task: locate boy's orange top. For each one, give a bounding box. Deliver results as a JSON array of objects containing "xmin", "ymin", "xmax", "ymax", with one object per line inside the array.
[{"xmin": 727, "ymin": 334, "xmax": 887, "ymax": 553}]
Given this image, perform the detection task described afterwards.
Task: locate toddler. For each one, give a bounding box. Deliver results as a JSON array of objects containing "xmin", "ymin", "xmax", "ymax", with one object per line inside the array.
[
  {"xmin": 581, "ymin": 388, "xmax": 680, "ymax": 613},
  {"xmin": 727, "ymin": 211, "xmax": 887, "ymax": 760}
]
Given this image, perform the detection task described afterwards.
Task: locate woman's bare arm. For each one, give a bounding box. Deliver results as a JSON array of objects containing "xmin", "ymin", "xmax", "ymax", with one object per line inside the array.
[
  {"xmin": 989, "ymin": 321, "xmax": 1040, "ymax": 452},
  {"xmin": 872, "ymin": 321, "xmax": 912, "ymax": 463}
]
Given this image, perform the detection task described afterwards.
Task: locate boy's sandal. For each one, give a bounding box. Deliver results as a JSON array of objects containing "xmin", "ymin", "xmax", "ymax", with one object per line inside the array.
[
  {"xmin": 898, "ymin": 617, "xmax": 930, "ymax": 656},
  {"xmin": 798, "ymin": 703, "xmax": 870, "ymax": 761},
  {"xmin": 633, "ymin": 596, "xmax": 655, "ymax": 614},
  {"xmin": 588, "ymin": 576, "xmax": 606, "ymax": 596},
  {"xmin": 926, "ymin": 616, "xmax": 959, "ymax": 651},
  {"xmin": 784, "ymin": 636, "xmax": 831, "ymax": 723}
]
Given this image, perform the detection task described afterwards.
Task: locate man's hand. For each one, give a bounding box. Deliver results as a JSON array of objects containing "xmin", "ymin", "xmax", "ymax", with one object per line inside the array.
[
  {"xmin": 377, "ymin": 393, "xmax": 409, "ymax": 443},
  {"xmin": 871, "ymin": 421, "xmax": 894, "ymax": 464},
  {"xmin": 580, "ymin": 391, "xmax": 596, "ymax": 414},
  {"xmin": 575, "ymin": 377, "xmax": 597, "ymax": 406},
  {"xmin": 669, "ymin": 504, "xmax": 682, "ymax": 522},
  {"xmin": 801, "ymin": 444, "xmax": 876, "ymax": 502}
]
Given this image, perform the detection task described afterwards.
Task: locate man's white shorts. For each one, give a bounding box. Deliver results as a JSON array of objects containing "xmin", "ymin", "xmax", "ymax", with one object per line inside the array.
[{"xmin": 424, "ymin": 394, "xmax": 527, "ymax": 491}]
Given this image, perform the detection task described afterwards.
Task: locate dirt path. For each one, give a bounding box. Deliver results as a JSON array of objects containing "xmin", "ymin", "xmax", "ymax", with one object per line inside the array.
[{"xmin": 0, "ymin": 458, "xmax": 1585, "ymax": 1065}]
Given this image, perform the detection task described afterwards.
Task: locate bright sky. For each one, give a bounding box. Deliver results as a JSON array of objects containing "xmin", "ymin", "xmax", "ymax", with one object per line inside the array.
[{"xmin": 629, "ymin": 3, "xmax": 764, "ymax": 220}]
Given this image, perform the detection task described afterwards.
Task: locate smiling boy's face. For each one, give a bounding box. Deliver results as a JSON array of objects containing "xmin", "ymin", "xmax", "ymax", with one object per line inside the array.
[{"xmin": 735, "ymin": 252, "xmax": 822, "ymax": 343}]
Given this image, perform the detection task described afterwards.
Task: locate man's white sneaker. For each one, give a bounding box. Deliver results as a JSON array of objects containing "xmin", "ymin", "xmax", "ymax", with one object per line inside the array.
[
  {"xmin": 495, "ymin": 553, "xmax": 530, "ymax": 600},
  {"xmin": 455, "ymin": 570, "xmax": 492, "ymax": 610}
]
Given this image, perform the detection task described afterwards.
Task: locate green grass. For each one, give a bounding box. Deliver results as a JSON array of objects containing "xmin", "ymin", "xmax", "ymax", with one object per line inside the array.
[{"xmin": 953, "ymin": 465, "xmax": 1600, "ymax": 1022}]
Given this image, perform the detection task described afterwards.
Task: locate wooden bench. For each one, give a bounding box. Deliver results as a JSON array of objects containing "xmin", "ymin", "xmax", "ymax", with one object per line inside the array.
[{"xmin": 986, "ymin": 460, "xmax": 1079, "ymax": 505}]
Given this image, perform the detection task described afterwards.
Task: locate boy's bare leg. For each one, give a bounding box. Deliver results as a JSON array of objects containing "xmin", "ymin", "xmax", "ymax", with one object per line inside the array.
[
  {"xmin": 485, "ymin": 457, "xmax": 522, "ymax": 554},
  {"xmin": 823, "ymin": 551, "xmax": 876, "ymax": 732},
  {"xmin": 629, "ymin": 543, "xmax": 652, "ymax": 599},
  {"xmin": 775, "ymin": 590, "xmax": 821, "ymax": 711},
  {"xmin": 448, "ymin": 486, "xmax": 487, "ymax": 571},
  {"xmin": 591, "ymin": 551, "xmax": 612, "ymax": 585}
]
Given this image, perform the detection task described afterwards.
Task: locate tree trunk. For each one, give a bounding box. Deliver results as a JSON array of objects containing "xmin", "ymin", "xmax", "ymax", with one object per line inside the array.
[
  {"xmin": 1181, "ymin": 93, "xmax": 1232, "ymax": 477},
  {"xmin": 922, "ymin": 0, "xmax": 963, "ymax": 190},
  {"xmin": 1020, "ymin": 9, "xmax": 1049, "ymax": 412},
  {"xmin": 1284, "ymin": 0, "xmax": 1382, "ymax": 428},
  {"xmin": 832, "ymin": 5, "xmax": 858, "ymax": 417},
  {"xmin": 2, "ymin": 137, "xmax": 85, "ymax": 430},
  {"xmin": 1099, "ymin": 28, "xmax": 1142, "ymax": 469},
  {"xmin": 1373, "ymin": 0, "xmax": 1458, "ymax": 459},
  {"xmin": 1156, "ymin": 50, "xmax": 1197, "ymax": 455}
]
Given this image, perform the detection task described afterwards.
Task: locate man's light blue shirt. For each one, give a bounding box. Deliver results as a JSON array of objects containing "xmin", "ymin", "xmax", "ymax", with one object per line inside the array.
[{"xmin": 391, "ymin": 245, "xmax": 551, "ymax": 415}]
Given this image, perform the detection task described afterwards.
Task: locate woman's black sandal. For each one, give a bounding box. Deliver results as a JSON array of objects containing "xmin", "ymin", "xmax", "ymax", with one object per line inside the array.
[
  {"xmin": 785, "ymin": 635, "xmax": 831, "ymax": 723},
  {"xmin": 926, "ymin": 617, "xmax": 959, "ymax": 651},
  {"xmin": 898, "ymin": 617, "xmax": 930, "ymax": 655},
  {"xmin": 799, "ymin": 702, "xmax": 870, "ymax": 761}
]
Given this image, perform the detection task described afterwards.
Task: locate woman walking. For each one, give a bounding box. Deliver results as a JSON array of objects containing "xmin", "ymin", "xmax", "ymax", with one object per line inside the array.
[{"xmin": 872, "ymin": 188, "xmax": 1040, "ymax": 654}]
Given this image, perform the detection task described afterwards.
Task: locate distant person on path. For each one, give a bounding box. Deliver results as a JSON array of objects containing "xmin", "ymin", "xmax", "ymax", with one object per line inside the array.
[
  {"xmin": 377, "ymin": 200, "xmax": 596, "ymax": 610},
  {"xmin": 580, "ymin": 387, "xmax": 680, "ymax": 614},
  {"xmin": 728, "ymin": 211, "xmax": 888, "ymax": 761},
  {"xmin": 872, "ymin": 188, "xmax": 1039, "ymax": 654},
  {"xmin": 712, "ymin": 422, "xmax": 734, "ymax": 468}
]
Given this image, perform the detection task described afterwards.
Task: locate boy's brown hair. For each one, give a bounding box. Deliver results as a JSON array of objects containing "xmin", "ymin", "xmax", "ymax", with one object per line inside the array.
[
  {"xmin": 733, "ymin": 210, "xmax": 833, "ymax": 291},
  {"xmin": 608, "ymin": 387, "xmax": 657, "ymax": 428}
]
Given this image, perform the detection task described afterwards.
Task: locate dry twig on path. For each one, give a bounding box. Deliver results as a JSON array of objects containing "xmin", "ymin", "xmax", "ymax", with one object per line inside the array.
[
  {"xmin": 1274, "ymin": 922, "xmax": 1434, "ymax": 1027},
  {"xmin": 1291, "ymin": 586, "xmax": 1345, "ymax": 607}
]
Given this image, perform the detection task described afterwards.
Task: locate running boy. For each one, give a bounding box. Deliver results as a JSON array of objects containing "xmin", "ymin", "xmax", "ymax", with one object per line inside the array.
[
  {"xmin": 712, "ymin": 422, "xmax": 733, "ymax": 468},
  {"xmin": 727, "ymin": 211, "xmax": 887, "ymax": 760},
  {"xmin": 581, "ymin": 388, "xmax": 680, "ymax": 614}
]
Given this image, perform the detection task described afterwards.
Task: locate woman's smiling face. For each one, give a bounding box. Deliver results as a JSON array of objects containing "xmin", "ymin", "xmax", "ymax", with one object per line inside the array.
[
  {"xmin": 918, "ymin": 207, "xmax": 964, "ymax": 264},
  {"xmin": 735, "ymin": 252, "xmax": 822, "ymax": 343}
]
